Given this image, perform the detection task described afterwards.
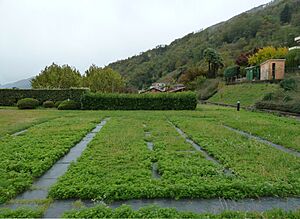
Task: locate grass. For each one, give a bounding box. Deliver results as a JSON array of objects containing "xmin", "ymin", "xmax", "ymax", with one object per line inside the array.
[
  {"xmin": 0, "ymin": 108, "xmax": 62, "ymax": 137},
  {"xmin": 255, "ymin": 75, "xmax": 300, "ymax": 113},
  {"xmin": 208, "ymin": 83, "xmax": 278, "ymax": 107}
]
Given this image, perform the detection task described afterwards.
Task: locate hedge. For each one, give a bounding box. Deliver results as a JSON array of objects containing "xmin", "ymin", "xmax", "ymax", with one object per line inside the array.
[
  {"xmin": 81, "ymin": 92, "xmax": 197, "ymax": 110},
  {"xmin": 0, "ymin": 88, "xmax": 89, "ymax": 106},
  {"xmin": 255, "ymin": 101, "xmax": 300, "ymax": 114}
]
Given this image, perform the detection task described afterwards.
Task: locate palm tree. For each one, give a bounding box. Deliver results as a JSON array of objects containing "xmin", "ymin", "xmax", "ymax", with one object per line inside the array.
[{"xmin": 204, "ymin": 48, "xmax": 224, "ymax": 78}]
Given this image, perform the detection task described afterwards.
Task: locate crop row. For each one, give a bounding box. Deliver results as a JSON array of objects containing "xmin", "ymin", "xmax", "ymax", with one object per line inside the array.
[
  {"xmin": 0, "ymin": 114, "xmax": 101, "ymax": 204},
  {"xmin": 206, "ymin": 105, "xmax": 300, "ymax": 151},
  {"xmin": 169, "ymin": 115, "xmax": 300, "ymax": 198},
  {"xmin": 49, "ymin": 111, "xmax": 300, "ymax": 201},
  {"xmin": 62, "ymin": 204, "xmax": 300, "ymax": 219},
  {"xmin": 50, "ymin": 114, "xmax": 230, "ymax": 200}
]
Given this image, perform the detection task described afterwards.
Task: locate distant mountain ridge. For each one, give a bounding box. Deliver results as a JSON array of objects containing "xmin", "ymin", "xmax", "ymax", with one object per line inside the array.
[{"xmin": 0, "ymin": 77, "xmax": 33, "ymax": 89}]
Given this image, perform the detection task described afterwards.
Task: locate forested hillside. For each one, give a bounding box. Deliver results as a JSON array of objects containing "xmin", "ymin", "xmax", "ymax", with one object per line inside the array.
[{"xmin": 108, "ymin": 0, "xmax": 300, "ymax": 89}]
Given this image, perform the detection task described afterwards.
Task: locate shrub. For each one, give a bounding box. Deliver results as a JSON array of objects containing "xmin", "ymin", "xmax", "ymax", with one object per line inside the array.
[
  {"xmin": 54, "ymin": 101, "xmax": 62, "ymax": 108},
  {"xmin": 43, "ymin": 100, "xmax": 55, "ymax": 108},
  {"xmin": 58, "ymin": 100, "xmax": 81, "ymax": 110},
  {"xmin": 81, "ymin": 92, "xmax": 197, "ymax": 110},
  {"xmin": 224, "ymin": 66, "xmax": 240, "ymax": 82},
  {"xmin": 17, "ymin": 98, "xmax": 39, "ymax": 109},
  {"xmin": 0, "ymin": 88, "xmax": 89, "ymax": 106},
  {"xmin": 262, "ymin": 93, "xmax": 274, "ymax": 101},
  {"xmin": 255, "ymin": 101, "xmax": 300, "ymax": 114},
  {"xmin": 280, "ymin": 79, "xmax": 297, "ymax": 91}
]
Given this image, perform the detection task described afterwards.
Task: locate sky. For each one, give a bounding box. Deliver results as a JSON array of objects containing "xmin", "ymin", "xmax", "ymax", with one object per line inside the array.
[{"xmin": 0, "ymin": 0, "xmax": 272, "ymax": 85}]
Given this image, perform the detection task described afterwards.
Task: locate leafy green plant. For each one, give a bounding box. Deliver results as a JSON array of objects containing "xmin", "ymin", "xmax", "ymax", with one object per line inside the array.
[
  {"xmin": 63, "ymin": 204, "xmax": 300, "ymax": 218},
  {"xmin": 17, "ymin": 98, "xmax": 39, "ymax": 109},
  {"xmin": 0, "ymin": 207, "xmax": 43, "ymax": 218},
  {"xmin": 0, "ymin": 114, "xmax": 100, "ymax": 204},
  {"xmin": 58, "ymin": 100, "xmax": 81, "ymax": 110}
]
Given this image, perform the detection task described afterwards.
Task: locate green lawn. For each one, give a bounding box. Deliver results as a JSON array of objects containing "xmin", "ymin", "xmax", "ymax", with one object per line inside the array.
[
  {"xmin": 0, "ymin": 108, "xmax": 61, "ymax": 137},
  {"xmin": 208, "ymin": 83, "xmax": 278, "ymax": 107}
]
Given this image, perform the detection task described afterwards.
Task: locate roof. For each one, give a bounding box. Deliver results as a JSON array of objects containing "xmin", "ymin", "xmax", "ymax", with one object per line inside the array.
[
  {"xmin": 260, "ymin": 59, "xmax": 286, "ymax": 66},
  {"xmin": 140, "ymin": 87, "xmax": 165, "ymax": 93},
  {"xmin": 168, "ymin": 87, "xmax": 185, "ymax": 93},
  {"xmin": 245, "ymin": 66, "xmax": 259, "ymax": 70},
  {"xmin": 289, "ymin": 46, "xmax": 300, "ymax": 51}
]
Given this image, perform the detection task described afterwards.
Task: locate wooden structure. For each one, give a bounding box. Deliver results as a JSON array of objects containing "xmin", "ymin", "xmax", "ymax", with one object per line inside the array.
[
  {"xmin": 260, "ymin": 59, "xmax": 285, "ymax": 81},
  {"xmin": 246, "ymin": 66, "xmax": 260, "ymax": 81}
]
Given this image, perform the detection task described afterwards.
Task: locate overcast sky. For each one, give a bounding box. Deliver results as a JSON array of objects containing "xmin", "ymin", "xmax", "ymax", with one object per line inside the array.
[{"xmin": 0, "ymin": 0, "xmax": 271, "ymax": 84}]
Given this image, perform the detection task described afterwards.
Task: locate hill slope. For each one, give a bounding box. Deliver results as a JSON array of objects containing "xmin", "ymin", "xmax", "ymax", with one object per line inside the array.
[
  {"xmin": 208, "ymin": 83, "xmax": 279, "ymax": 107},
  {"xmin": 108, "ymin": 0, "xmax": 300, "ymax": 89}
]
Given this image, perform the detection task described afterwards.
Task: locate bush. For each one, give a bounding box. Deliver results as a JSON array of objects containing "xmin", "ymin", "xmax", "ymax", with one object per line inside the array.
[
  {"xmin": 43, "ymin": 100, "xmax": 55, "ymax": 108},
  {"xmin": 81, "ymin": 92, "xmax": 197, "ymax": 110},
  {"xmin": 58, "ymin": 100, "xmax": 81, "ymax": 110},
  {"xmin": 17, "ymin": 98, "xmax": 39, "ymax": 109},
  {"xmin": 0, "ymin": 88, "xmax": 89, "ymax": 106},
  {"xmin": 255, "ymin": 101, "xmax": 300, "ymax": 114},
  {"xmin": 224, "ymin": 66, "xmax": 240, "ymax": 82},
  {"xmin": 54, "ymin": 101, "xmax": 62, "ymax": 108},
  {"xmin": 280, "ymin": 79, "xmax": 297, "ymax": 91},
  {"xmin": 262, "ymin": 93, "xmax": 274, "ymax": 101}
]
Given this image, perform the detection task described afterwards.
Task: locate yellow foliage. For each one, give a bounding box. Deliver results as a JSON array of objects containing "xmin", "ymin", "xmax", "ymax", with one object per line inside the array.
[{"xmin": 248, "ymin": 46, "xmax": 288, "ymax": 66}]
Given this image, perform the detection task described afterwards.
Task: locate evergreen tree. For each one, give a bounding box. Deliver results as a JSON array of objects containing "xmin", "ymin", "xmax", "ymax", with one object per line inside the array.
[{"xmin": 280, "ymin": 4, "xmax": 292, "ymax": 24}]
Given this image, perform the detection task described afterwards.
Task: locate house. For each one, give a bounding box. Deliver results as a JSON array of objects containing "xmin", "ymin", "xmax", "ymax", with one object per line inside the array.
[
  {"xmin": 289, "ymin": 36, "xmax": 300, "ymax": 50},
  {"xmin": 140, "ymin": 83, "xmax": 185, "ymax": 94},
  {"xmin": 260, "ymin": 59, "xmax": 285, "ymax": 81}
]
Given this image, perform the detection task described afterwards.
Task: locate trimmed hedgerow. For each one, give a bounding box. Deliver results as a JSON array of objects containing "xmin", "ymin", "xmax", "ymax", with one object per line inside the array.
[
  {"xmin": 81, "ymin": 92, "xmax": 197, "ymax": 110},
  {"xmin": 58, "ymin": 100, "xmax": 81, "ymax": 110},
  {"xmin": 17, "ymin": 98, "xmax": 39, "ymax": 109},
  {"xmin": 0, "ymin": 88, "xmax": 89, "ymax": 106}
]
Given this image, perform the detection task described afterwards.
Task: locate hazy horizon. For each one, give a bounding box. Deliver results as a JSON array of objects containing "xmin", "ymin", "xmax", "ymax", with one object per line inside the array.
[{"xmin": 0, "ymin": 0, "xmax": 271, "ymax": 85}]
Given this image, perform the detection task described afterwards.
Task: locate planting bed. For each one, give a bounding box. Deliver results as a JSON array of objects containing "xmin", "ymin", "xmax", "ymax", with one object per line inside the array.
[
  {"xmin": 0, "ymin": 113, "xmax": 101, "ymax": 204},
  {"xmin": 0, "ymin": 106, "xmax": 299, "ymax": 218}
]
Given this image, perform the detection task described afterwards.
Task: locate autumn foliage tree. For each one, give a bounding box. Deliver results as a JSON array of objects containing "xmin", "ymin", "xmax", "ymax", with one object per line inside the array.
[
  {"xmin": 31, "ymin": 63, "xmax": 82, "ymax": 89},
  {"xmin": 248, "ymin": 46, "xmax": 288, "ymax": 66},
  {"xmin": 83, "ymin": 65, "xmax": 125, "ymax": 93}
]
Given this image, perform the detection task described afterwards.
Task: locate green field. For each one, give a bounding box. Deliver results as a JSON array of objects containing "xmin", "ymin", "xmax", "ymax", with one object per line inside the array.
[
  {"xmin": 208, "ymin": 83, "xmax": 278, "ymax": 107},
  {"xmin": 0, "ymin": 106, "xmax": 299, "ymax": 217}
]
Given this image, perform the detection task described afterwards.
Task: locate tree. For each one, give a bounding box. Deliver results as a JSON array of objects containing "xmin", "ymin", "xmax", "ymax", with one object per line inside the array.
[
  {"xmin": 235, "ymin": 48, "xmax": 259, "ymax": 67},
  {"xmin": 248, "ymin": 46, "xmax": 288, "ymax": 66},
  {"xmin": 31, "ymin": 63, "xmax": 82, "ymax": 89},
  {"xmin": 83, "ymin": 65, "xmax": 125, "ymax": 93},
  {"xmin": 204, "ymin": 48, "xmax": 224, "ymax": 78},
  {"xmin": 285, "ymin": 49, "xmax": 300, "ymax": 72},
  {"xmin": 280, "ymin": 4, "xmax": 292, "ymax": 24}
]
